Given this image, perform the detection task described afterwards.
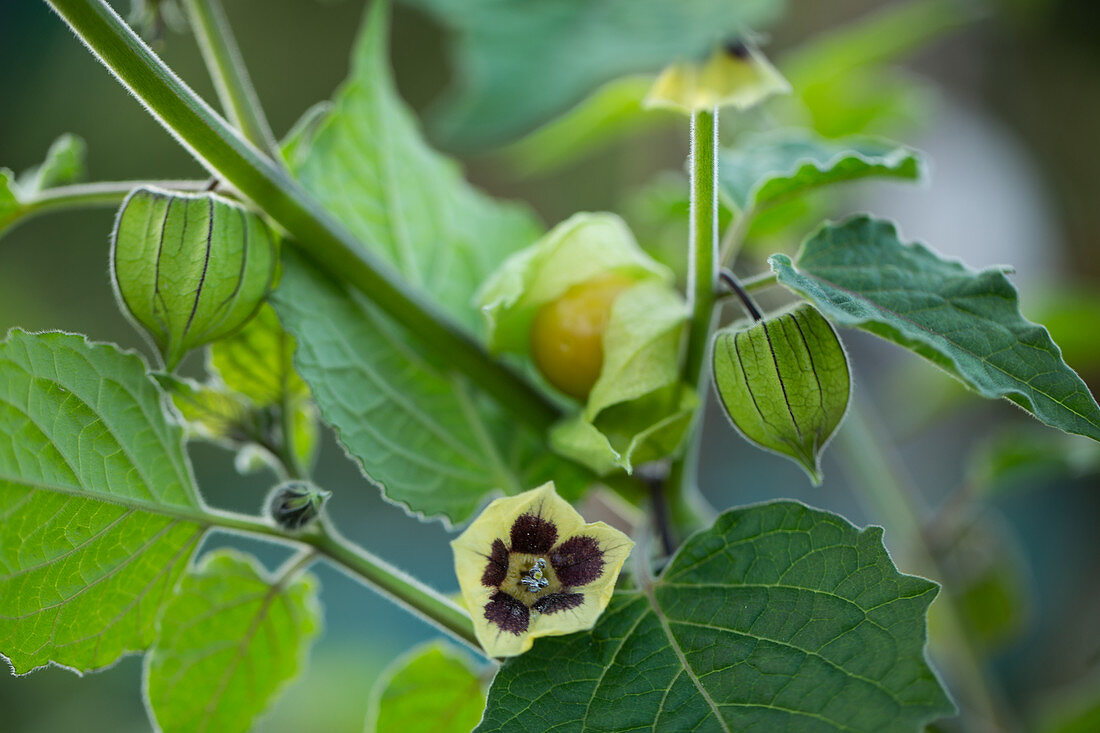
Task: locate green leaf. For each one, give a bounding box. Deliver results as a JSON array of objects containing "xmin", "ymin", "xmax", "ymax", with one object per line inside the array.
[
  {"xmin": 209, "ymin": 304, "xmax": 319, "ymax": 471},
  {"xmin": 17, "ymin": 133, "xmax": 87, "ymax": 194},
  {"xmin": 478, "ymin": 501, "xmax": 954, "ymax": 732},
  {"xmin": 273, "ymin": 1, "xmax": 588, "ymax": 521},
  {"xmin": 712, "ymin": 304, "xmax": 851, "ymax": 484},
  {"xmin": 0, "ymin": 331, "xmax": 205, "ymax": 674},
  {"xmin": 368, "ymin": 642, "xmax": 486, "ymax": 733},
  {"xmin": 287, "ymin": 0, "xmax": 540, "ymax": 334},
  {"xmin": 210, "ymin": 304, "xmax": 309, "ymax": 407},
  {"xmin": 163, "ymin": 374, "xmax": 257, "ymax": 445},
  {"xmin": 770, "ymin": 216, "xmax": 1100, "ymax": 442},
  {"xmin": 144, "ymin": 549, "xmax": 322, "ymax": 733},
  {"xmin": 718, "ymin": 130, "xmax": 923, "ymax": 212},
  {"xmin": 1, "ymin": 134, "xmax": 87, "ymax": 237},
  {"xmin": 274, "ymin": 253, "xmax": 586, "ymax": 524},
  {"xmin": 502, "ymin": 76, "xmax": 672, "ymax": 177},
  {"xmin": 405, "ymin": 0, "xmax": 786, "ymax": 149},
  {"xmin": 0, "ymin": 170, "xmax": 18, "ymax": 235},
  {"xmin": 779, "ymin": 0, "xmax": 973, "ymax": 138}
]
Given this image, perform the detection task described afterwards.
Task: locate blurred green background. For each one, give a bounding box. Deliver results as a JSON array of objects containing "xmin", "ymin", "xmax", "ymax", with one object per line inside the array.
[{"xmin": 1, "ymin": 0, "xmax": 1098, "ymax": 731}]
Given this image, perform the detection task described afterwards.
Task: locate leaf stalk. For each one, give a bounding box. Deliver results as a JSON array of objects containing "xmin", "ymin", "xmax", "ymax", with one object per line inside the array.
[{"xmin": 182, "ymin": 0, "xmax": 278, "ymax": 156}]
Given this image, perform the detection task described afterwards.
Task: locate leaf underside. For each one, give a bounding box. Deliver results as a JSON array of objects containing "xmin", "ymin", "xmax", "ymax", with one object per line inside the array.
[
  {"xmin": 478, "ymin": 501, "xmax": 954, "ymax": 732},
  {"xmin": 770, "ymin": 216, "xmax": 1100, "ymax": 442},
  {"xmin": 273, "ymin": 1, "xmax": 586, "ymax": 523},
  {"xmin": 0, "ymin": 331, "xmax": 204, "ymax": 674},
  {"xmin": 718, "ymin": 131, "xmax": 923, "ymax": 212},
  {"xmin": 144, "ymin": 550, "xmax": 322, "ymax": 733}
]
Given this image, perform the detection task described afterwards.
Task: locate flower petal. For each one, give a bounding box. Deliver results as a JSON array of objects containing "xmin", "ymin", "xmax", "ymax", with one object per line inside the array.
[
  {"xmin": 532, "ymin": 592, "xmax": 585, "ymax": 614},
  {"xmin": 480, "ymin": 538, "xmax": 509, "ymax": 587}
]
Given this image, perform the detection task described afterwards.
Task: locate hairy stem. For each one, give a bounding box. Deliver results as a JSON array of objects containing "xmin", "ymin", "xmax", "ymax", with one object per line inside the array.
[
  {"xmin": 3, "ymin": 180, "xmax": 206, "ymax": 233},
  {"xmin": 666, "ymin": 109, "xmax": 721, "ymax": 537},
  {"xmin": 205, "ymin": 507, "xmax": 480, "ymax": 651},
  {"xmin": 836, "ymin": 400, "xmax": 1012, "ymax": 731},
  {"xmin": 182, "ymin": 0, "xmax": 277, "ymax": 155},
  {"xmin": 683, "ymin": 109, "xmax": 719, "ymax": 384},
  {"xmin": 43, "ymin": 0, "xmax": 562, "ymax": 432}
]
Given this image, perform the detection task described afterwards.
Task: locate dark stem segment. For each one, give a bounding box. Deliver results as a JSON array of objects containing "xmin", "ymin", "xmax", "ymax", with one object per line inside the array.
[
  {"xmin": 640, "ymin": 467, "xmax": 676, "ymax": 557},
  {"xmin": 718, "ymin": 268, "xmax": 764, "ymax": 321},
  {"xmin": 43, "ymin": 0, "xmax": 563, "ymax": 434}
]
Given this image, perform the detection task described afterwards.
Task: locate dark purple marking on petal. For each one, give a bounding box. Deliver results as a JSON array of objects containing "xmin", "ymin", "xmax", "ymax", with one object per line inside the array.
[
  {"xmin": 484, "ymin": 592, "xmax": 530, "ymax": 636},
  {"xmin": 509, "ymin": 512, "xmax": 558, "ymax": 554},
  {"xmin": 480, "ymin": 539, "xmax": 509, "ymax": 588},
  {"xmin": 532, "ymin": 592, "xmax": 585, "ymax": 615},
  {"xmin": 550, "ymin": 535, "xmax": 605, "ymax": 588}
]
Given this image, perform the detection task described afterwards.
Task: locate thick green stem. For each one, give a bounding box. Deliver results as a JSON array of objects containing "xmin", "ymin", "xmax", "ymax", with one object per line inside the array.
[
  {"xmin": 204, "ymin": 507, "xmax": 480, "ymax": 651},
  {"xmin": 667, "ymin": 109, "xmax": 721, "ymax": 539},
  {"xmin": 836, "ymin": 400, "xmax": 1013, "ymax": 731},
  {"xmin": 2, "ymin": 180, "xmax": 205, "ymax": 234},
  {"xmin": 683, "ymin": 109, "xmax": 719, "ymax": 384},
  {"xmin": 43, "ymin": 0, "xmax": 562, "ymax": 433},
  {"xmin": 182, "ymin": 0, "xmax": 277, "ymax": 155}
]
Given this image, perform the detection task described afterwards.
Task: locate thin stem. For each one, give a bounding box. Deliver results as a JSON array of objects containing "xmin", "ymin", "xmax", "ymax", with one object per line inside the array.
[
  {"xmin": 718, "ymin": 269, "xmax": 763, "ymax": 321},
  {"xmin": 2, "ymin": 180, "xmax": 206, "ymax": 234},
  {"xmin": 182, "ymin": 0, "xmax": 277, "ymax": 155},
  {"xmin": 202, "ymin": 507, "xmax": 480, "ymax": 651},
  {"xmin": 310, "ymin": 519, "xmax": 480, "ymax": 650},
  {"xmin": 739, "ymin": 270, "xmax": 778, "ymax": 293},
  {"xmin": 44, "ymin": 0, "xmax": 562, "ymax": 434},
  {"xmin": 835, "ymin": 399, "xmax": 1013, "ymax": 731}
]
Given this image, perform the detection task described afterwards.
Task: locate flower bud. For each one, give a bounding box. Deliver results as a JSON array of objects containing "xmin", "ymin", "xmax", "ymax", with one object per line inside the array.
[
  {"xmin": 712, "ymin": 304, "xmax": 850, "ymax": 484},
  {"xmin": 478, "ymin": 213, "xmax": 695, "ymax": 474},
  {"xmin": 266, "ymin": 481, "xmax": 330, "ymax": 531},
  {"xmin": 644, "ymin": 39, "xmax": 790, "ymax": 114},
  {"xmin": 111, "ymin": 186, "xmax": 278, "ymax": 370}
]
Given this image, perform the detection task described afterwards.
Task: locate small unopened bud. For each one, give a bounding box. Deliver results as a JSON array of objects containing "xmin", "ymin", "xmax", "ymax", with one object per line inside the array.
[
  {"xmin": 267, "ymin": 481, "xmax": 330, "ymax": 530},
  {"xmin": 111, "ymin": 186, "xmax": 278, "ymax": 371},
  {"xmin": 712, "ymin": 304, "xmax": 850, "ymax": 484}
]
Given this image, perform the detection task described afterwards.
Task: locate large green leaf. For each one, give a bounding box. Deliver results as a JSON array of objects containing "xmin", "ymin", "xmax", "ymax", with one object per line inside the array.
[
  {"xmin": 405, "ymin": 0, "xmax": 786, "ymax": 149},
  {"xmin": 368, "ymin": 642, "xmax": 486, "ymax": 733},
  {"xmin": 478, "ymin": 501, "xmax": 953, "ymax": 732},
  {"xmin": 718, "ymin": 131, "xmax": 923, "ymax": 212},
  {"xmin": 770, "ymin": 216, "xmax": 1100, "ymax": 442},
  {"xmin": 274, "ymin": 254, "xmax": 585, "ymax": 524},
  {"xmin": 144, "ymin": 549, "xmax": 322, "ymax": 733},
  {"xmin": 287, "ymin": 0, "xmax": 540, "ymax": 334},
  {"xmin": 0, "ymin": 331, "xmax": 205, "ymax": 674},
  {"xmin": 273, "ymin": 1, "xmax": 587, "ymax": 522}
]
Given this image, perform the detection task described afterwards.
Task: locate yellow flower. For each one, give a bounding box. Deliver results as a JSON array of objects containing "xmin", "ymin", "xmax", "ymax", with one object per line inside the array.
[
  {"xmin": 644, "ymin": 39, "xmax": 790, "ymax": 114},
  {"xmin": 452, "ymin": 483, "xmax": 634, "ymax": 657}
]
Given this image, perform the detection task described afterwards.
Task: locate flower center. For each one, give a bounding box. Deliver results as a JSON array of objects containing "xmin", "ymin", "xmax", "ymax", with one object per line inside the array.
[{"xmin": 519, "ymin": 558, "xmax": 550, "ymax": 593}]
